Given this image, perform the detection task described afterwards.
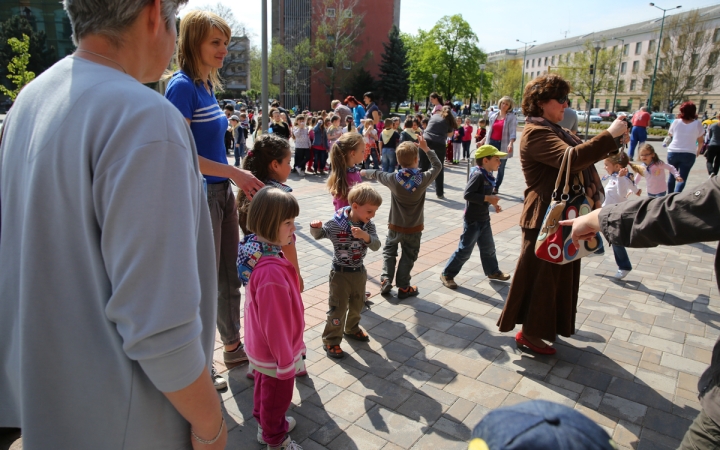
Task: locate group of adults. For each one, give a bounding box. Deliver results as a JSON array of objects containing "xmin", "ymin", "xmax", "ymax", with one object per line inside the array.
[{"xmin": 2, "ymin": 1, "xmax": 720, "ymax": 448}]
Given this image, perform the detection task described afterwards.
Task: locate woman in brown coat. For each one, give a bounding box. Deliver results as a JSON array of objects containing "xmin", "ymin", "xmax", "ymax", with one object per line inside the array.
[{"xmin": 497, "ymin": 74, "xmax": 628, "ymax": 354}]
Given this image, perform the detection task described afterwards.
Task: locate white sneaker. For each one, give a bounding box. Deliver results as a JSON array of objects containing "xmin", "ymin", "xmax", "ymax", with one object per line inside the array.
[
  {"xmin": 298, "ymin": 168, "xmax": 306, "ymax": 177},
  {"xmin": 258, "ymin": 416, "xmax": 296, "ymax": 444},
  {"xmin": 211, "ymin": 366, "xmax": 227, "ymax": 390},
  {"xmin": 614, "ymin": 269, "xmax": 631, "ymax": 280},
  {"xmin": 266, "ymin": 435, "xmax": 302, "ymax": 450}
]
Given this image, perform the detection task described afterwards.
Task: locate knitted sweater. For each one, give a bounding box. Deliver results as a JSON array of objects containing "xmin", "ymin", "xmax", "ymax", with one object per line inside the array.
[{"xmin": 243, "ymin": 256, "xmax": 306, "ymax": 380}]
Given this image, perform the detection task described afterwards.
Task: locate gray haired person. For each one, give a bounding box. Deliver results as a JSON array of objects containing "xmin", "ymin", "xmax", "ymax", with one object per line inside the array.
[{"xmin": 0, "ymin": 0, "xmax": 227, "ymax": 449}]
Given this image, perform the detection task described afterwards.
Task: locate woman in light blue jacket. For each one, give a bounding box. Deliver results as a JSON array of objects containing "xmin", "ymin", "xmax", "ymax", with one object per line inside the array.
[{"xmin": 479, "ymin": 96, "xmax": 517, "ymax": 194}]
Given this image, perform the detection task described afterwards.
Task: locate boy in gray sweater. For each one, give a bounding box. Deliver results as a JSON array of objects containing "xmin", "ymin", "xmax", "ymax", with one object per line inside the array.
[{"xmin": 361, "ymin": 135, "xmax": 442, "ymax": 298}]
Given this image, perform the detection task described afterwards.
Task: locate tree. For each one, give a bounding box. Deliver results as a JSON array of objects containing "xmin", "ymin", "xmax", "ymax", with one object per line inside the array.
[
  {"xmin": 0, "ymin": 34, "xmax": 35, "ymax": 101},
  {"xmin": 195, "ymin": 3, "xmax": 249, "ymax": 38},
  {"xmin": 643, "ymin": 9, "xmax": 720, "ymax": 112},
  {"xmin": 342, "ymin": 67, "xmax": 376, "ymax": 101},
  {"xmin": 0, "ymin": 16, "xmax": 56, "ymax": 82},
  {"xmin": 249, "ymin": 45, "xmax": 279, "ymax": 99},
  {"xmin": 271, "ymin": 38, "xmax": 312, "ymax": 110},
  {"xmin": 487, "ymin": 60, "xmax": 521, "ymax": 105},
  {"xmin": 378, "ymin": 26, "xmax": 410, "ymax": 111},
  {"xmin": 311, "ymin": 0, "xmax": 366, "ymax": 100},
  {"xmin": 556, "ymin": 40, "xmax": 620, "ymax": 111}
]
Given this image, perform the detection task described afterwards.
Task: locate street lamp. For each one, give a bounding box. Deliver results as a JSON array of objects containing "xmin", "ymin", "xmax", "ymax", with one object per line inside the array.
[
  {"xmin": 517, "ymin": 39, "xmax": 536, "ymax": 96},
  {"xmin": 648, "ymin": 3, "xmax": 682, "ymax": 112},
  {"xmin": 610, "ymin": 37, "xmax": 624, "ymax": 113},
  {"xmin": 478, "ymin": 63, "xmax": 486, "ymax": 110},
  {"xmin": 584, "ymin": 43, "xmax": 602, "ymax": 141},
  {"xmin": 432, "ymin": 73, "xmax": 438, "ymax": 93}
]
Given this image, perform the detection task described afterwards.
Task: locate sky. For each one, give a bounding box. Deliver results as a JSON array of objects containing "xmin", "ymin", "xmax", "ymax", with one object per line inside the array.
[{"xmin": 180, "ymin": 0, "xmax": 718, "ymax": 52}]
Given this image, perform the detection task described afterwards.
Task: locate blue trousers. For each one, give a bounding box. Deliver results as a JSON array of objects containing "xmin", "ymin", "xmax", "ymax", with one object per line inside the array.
[
  {"xmin": 629, "ymin": 126, "xmax": 647, "ymax": 158},
  {"xmin": 667, "ymin": 152, "xmax": 696, "ymax": 193},
  {"xmin": 612, "ymin": 244, "xmax": 632, "ymax": 271},
  {"xmin": 443, "ymin": 220, "xmax": 499, "ymax": 278},
  {"xmin": 488, "ymin": 138, "xmax": 507, "ymax": 190},
  {"xmin": 381, "ymin": 147, "xmax": 397, "ymax": 172},
  {"xmin": 365, "ymin": 147, "xmax": 380, "ymax": 170}
]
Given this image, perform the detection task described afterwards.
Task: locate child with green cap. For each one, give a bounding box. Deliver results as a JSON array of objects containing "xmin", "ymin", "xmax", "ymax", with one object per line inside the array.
[{"xmin": 440, "ymin": 144, "xmax": 511, "ymax": 289}]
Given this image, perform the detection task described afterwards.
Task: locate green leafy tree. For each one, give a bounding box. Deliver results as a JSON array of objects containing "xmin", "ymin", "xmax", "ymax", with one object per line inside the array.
[
  {"xmin": 249, "ymin": 45, "xmax": 279, "ymax": 99},
  {"xmin": 556, "ymin": 40, "xmax": 620, "ymax": 111},
  {"xmin": 0, "ymin": 16, "xmax": 56, "ymax": 82},
  {"xmin": 271, "ymin": 38, "xmax": 312, "ymax": 109},
  {"xmin": 0, "ymin": 34, "xmax": 35, "ymax": 101},
  {"xmin": 487, "ymin": 60, "xmax": 521, "ymax": 105},
  {"xmin": 342, "ymin": 67, "xmax": 376, "ymax": 100},
  {"xmin": 311, "ymin": 0, "xmax": 366, "ymax": 100},
  {"xmin": 378, "ymin": 26, "xmax": 410, "ymax": 111}
]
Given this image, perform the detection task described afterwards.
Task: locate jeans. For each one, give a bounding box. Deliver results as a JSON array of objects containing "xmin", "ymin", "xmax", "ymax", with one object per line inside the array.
[
  {"xmin": 706, "ymin": 145, "xmax": 720, "ymax": 176},
  {"xmin": 207, "ymin": 181, "xmax": 241, "ymax": 346},
  {"xmin": 234, "ymin": 142, "xmax": 246, "ymax": 167},
  {"xmin": 648, "ymin": 191, "xmax": 666, "ymax": 198},
  {"xmin": 488, "ymin": 138, "xmax": 508, "ymax": 191},
  {"xmin": 629, "ymin": 126, "xmax": 647, "ymax": 158},
  {"xmin": 294, "ymin": 147, "xmax": 309, "ymax": 170},
  {"xmin": 253, "ymin": 373, "xmax": 295, "ymax": 447},
  {"xmin": 314, "ymin": 149, "xmax": 328, "ymax": 172},
  {"xmin": 462, "ymin": 140, "xmax": 471, "ymax": 159},
  {"xmin": 667, "ymin": 152, "xmax": 696, "ymax": 193},
  {"xmin": 420, "ymin": 140, "xmax": 445, "ymax": 196},
  {"xmin": 364, "ymin": 147, "xmax": 380, "ymax": 170},
  {"xmin": 443, "ymin": 220, "xmax": 499, "ymax": 278},
  {"xmin": 382, "ymin": 230, "xmax": 422, "ymax": 289},
  {"xmin": 612, "ymin": 244, "xmax": 632, "ymax": 271},
  {"xmin": 381, "ymin": 147, "xmax": 397, "ymax": 172}
]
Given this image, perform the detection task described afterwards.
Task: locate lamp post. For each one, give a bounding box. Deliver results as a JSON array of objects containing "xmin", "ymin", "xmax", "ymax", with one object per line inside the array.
[
  {"xmin": 648, "ymin": 3, "xmax": 682, "ymax": 112},
  {"xmin": 610, "ymin": 37, "xmax": 624, "ymax": 113},
  {"xmin": 478, "ymin": 63, "xmax": 486, "ymax": 111},
  {"xmin": 584, "ymin": 44, "xmax": 602, "ymax": 141},
  {"xmin": 261, "ymin": 0, "xmax": 268, "ymax": 132},
  {"xmin": 432, "ymin": 73, "xmax": 438, "ymax": 93},
  {"xmin": 517, "ymin": 39, "xmax": 536, "ymax": 96}
]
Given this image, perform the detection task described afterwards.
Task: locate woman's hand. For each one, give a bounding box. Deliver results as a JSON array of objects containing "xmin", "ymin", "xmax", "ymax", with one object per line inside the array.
[
  {"xmin": 506, "ymin": 143, "xmax": 513, "ymax": 154},
  {"xmin": 559, "ymin": 209, "xmax": 602, "ymax": 248},
  {"xmin": 607, "ymin": 118, "xmax": 629, "ymax": 138},
  {"xmin": 229, "ymin": 167, "xmax": 265, "ymax": 199}
]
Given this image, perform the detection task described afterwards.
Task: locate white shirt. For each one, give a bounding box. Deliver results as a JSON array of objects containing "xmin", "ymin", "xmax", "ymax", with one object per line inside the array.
[
  {"xmin": 668, "ymin": 119, "xmax": 704, "ymax": 153},
  {"xmin": 602, "ymin": 173, "xmax": 640, "ymax": 207}
]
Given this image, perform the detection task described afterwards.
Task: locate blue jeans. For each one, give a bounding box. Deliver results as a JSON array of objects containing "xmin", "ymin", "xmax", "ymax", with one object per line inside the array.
[
  {"xmin": 612, "ymin": 244, "xmax": 632, "ymax": 271},
  {"xmin": 381, "ymin": 147, "xmax": 397, "ymax": 172},
  {"xmin": 667, "ymin": 152, "xmax": 696, "ymax": 193},
  {"xmin": 365, "ymin": 147, "xmax": 380, "ymax": 170},
  {"xmin": 443, "ymin": 220, "xmax": 499, "ymax": 278},
  {"xmin": 629, "ymin": 126, "xmax": 647, "ymax": 158},
  {"xmin": 234, "ymin": 142, "xmax": 246, "ymax": 166},
  {"xmin": 314, "ymin": 149, "xmax": 328, "ymax": 172},
  {"xmin": 488, "ymin": 138, "xmax": 507, "ymax": 191},
  {"xmin": 382, "ymin": 230, "xmax": 422, "ymax": 289},
  {"xmin": 648, "ymin": 191, "xmax": 666, "ymax": 198}
]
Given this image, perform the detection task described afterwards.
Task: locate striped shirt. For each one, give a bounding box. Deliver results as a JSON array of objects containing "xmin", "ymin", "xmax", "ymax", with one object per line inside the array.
[
  {"xmin": 310, "ymin": 207, "xmax": 381, "ymax": 268},
  {"xmin": 165, "ymin": 71, "xmax": 229, "ymax": 184}
]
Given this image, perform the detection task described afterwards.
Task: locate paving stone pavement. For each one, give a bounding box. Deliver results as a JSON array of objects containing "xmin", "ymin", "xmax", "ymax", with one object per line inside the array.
[
  {"xmin": 213, "ymin": 134, "xmax": 720, "ymax": 449},
  {"xmin": 211, "ymin": 132, "xmax": 720, "ymax": 449}
]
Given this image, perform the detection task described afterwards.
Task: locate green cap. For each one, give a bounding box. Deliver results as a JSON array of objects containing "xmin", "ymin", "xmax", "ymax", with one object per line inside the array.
[{"xmin": 475, "ymin": 144, "xmax": 507, "ymax": 160}]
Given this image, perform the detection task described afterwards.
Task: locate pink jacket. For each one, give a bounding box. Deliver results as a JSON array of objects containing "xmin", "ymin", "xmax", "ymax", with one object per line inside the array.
[
  {"xmin": 243, "ymin": 256, "xmax": 306, "ymax": 380},
  {"xmin": 635, "ymin": 161, "xmax": 680, "ymax": 195},
  {"xmin": 332, "ymin": 170, "xmax": 363, "ymax": 210}
]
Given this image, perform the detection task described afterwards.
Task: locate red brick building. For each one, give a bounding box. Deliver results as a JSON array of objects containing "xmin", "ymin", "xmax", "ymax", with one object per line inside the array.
[{"xmin": 272, "ymin": 0, "xmax": 401, "ymax": 111}]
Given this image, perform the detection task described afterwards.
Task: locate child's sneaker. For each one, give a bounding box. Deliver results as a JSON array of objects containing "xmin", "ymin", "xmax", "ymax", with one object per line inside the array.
[
  {"xmin": 614, "ymin": 269, "xmax": 631, "ymax": 280},
  {"xmin": 223, "ymin": 342, "xmax": 248, "ymax": 369},
  {"xmin": 380, "ymin": 279, "xmax": 393, "ymax": 295},
  {"xmin": 440, "ymin": 274, "xmax": 457, "ymax": 289},
  {"xmin": 488, "ymin": 271, "xmax": 511, "ymax": 281},
  {"xmin": 397, "ymin": 286, "xmax": 419, "ymax": 299},
  {"xmin": 211, "ymin": 366, "xmax": 227, "ymax": 390},
  {"xmin": 267, "ymin": 436, "xmax": 303, "ymax": 450},
  {"xmin": 297, "ymin": 168, "xmax": 306, "ymax": 177},
  {"xmin": 258, "ymin": 417, "xmax": 296, "ymax": 444}
]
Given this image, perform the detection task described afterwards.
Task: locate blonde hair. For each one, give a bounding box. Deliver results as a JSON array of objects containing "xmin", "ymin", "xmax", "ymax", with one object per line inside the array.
[
  {"xmin": 347, "ymin": 183, "xmax": 383, "ymax": 207},
  {"xmin": 246, "ymin": 187, "xmax": 299, "ymax": 244},
  {"xmin": 177, "ymin": 10, "xmax": 231, "ymax": 89},
  {"xmin": 606, "ymin": 152, "xmax": 644, "ymax": 176},
  {"xmin": 327, "ymin": 132, "xmax": 364, "ymax": 200},
  {"xmin": 396, "ymin": 142, "xmax": 419, "ymax": 168},
  {"xmin": 499, "ymin": 96, "xmax": 515, "ymax": 111}
]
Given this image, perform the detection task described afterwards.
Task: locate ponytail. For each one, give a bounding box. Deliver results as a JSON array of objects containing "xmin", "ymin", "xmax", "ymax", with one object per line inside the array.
[{"xmin": 327, "ymin": 132, "xmax": 364, "ymax": 200}]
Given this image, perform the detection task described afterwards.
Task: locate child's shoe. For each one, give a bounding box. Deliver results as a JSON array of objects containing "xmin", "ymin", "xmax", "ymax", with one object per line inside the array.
[
  {"xmin": 440, "ymin": 274, "xmax": 457, "ymax": 289},
  {"xmin": 380, "ymin": 279, "xmax": 393, "ymax": 295},
  {"xmin": 258, "ymin": 417, "xmax": 296, "ymax": 444},
  {"xmin": 614, "ymin": 269, "xmax": 631, "ymax": 280},
  {"xmin": 488, "ymin": 271, "xmax": 511, "ymax": 281},
  {"xmin": 397, "ymin": 286, "xmax": 419, "ymax": 299},
  {"xmin": 267, "ymin": 436, "xmax": 303, "ymax": 450},
  {"xmin": 325, "ymin": 344, "xmax": 345, "ymax": 359}
]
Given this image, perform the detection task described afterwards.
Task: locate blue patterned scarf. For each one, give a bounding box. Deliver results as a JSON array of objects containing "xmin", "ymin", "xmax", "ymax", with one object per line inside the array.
[
  {"xmin": 237, "ymin": 234, "xmax": 283, "ymax": 286},
  {"xmin": 333, "ymin": 206, "xmax": 354, "ymax": 232},
  {"xmin": 347, "ymin": 166, "xmax": 360, "ymax": 173},
  {"xmin": 395, "ymin": 168, "xmax": 423, "ymax": 192},
  {"xmin": 479, "ymin": 167, "xmax": 496, "ymax": 188},
  {"xmin": 266, "ymin": 179, "xmax": 293, "ymax": 192}
]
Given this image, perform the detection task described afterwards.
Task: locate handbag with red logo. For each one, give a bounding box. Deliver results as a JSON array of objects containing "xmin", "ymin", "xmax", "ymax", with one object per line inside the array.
[{"xmin": 535, "ymin": 147, "xmax": 604, "ymax": 264}]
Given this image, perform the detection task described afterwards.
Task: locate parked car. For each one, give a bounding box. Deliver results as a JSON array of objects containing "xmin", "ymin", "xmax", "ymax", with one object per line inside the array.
[
  {"xmin": 599, "ymin": 110, "xmax": 617, "ymax": 121},
  {"xmin": 616, "ymin": 111, "xmax": 632, "ymax": 120},
  {"xmin": 577, "ymin": 110, "xmax": 588, "ymax": 120},
  {"xmin": 650, "ymin": 112, "xmax": 675, "ymax": 129},
  {"xmin": 702, "ymin": 117, "xmax": 719, "ymax": 127}
]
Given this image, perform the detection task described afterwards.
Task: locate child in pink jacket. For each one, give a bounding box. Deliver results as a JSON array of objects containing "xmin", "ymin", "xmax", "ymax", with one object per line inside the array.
[{"xmin": 238, "ymin": 186, "xmax": 305, "ymax": 450}]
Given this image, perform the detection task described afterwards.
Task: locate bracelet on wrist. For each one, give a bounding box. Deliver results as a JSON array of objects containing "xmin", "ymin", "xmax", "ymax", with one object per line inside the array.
[{"xmin": 191, "ymin": 416, "xmax": 225, "ymax": 445}]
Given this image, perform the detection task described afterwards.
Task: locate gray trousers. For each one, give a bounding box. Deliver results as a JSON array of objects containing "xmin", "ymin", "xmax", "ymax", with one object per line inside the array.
[
  {"xmin": 678, "ymin": 407, "xmax": 720, "ymax": 450},
  {"xmin": 382, "ymin": 230, "xmax": 422, "ymax": 289},
  {"xmin": 322, "ymin": 268, "xmax": 367, "ymax": 346},
  {"xmin": 207, "ymin": 181, "xmax": 241, "ymax": 346}
]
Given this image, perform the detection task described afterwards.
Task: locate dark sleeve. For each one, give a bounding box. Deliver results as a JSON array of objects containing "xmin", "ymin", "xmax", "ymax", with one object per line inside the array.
[
  {"xmin": 600, "ymin": 177, "xmax": 720, "ymax": 248},
  {"xmin": 523, "ymin": 126, "xmax": 618, "ymax": 172},
  {"xmin": 463, "ymin": 171, "xmax": 486, "ymax": 205}
]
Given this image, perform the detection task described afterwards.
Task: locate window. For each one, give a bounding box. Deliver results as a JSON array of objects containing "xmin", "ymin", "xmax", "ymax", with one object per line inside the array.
[
  {"xmin": 648, "ymin": 39, "xmax": 656, "ymax": 53},
  {"xmin": 714, "ymin": 28, "xmax": 720, "ymax": 43},
  {"xmin": 678, "ymin": 35, "xmax": 687, "ymax": 48},
  {"xmin": 710, "ymin": 51, "xmax": 719, "ymax": 67},
  {"xmin": 632, "ymin": 61, "xmax": 639, "ymax": 73},
  {"xmin": 606, "ymin": 80, "xmax": 614, "ymax": 91},
  {"xmin": 612, "ymin": 45, "xmax": 617, "ymax": 54},
  {"xmin": 343, "ymin": 60, "xmax": 351, "ymax": 70},
  {"xmin": 558, "ymin": 55, "xmax": 563, "ymax": 63},
  {"xmin": 674, "ymin": 56, "xmax": 683, "ymax": 69},
  {"xmin": 691, "ymin": 53, "xmax": 699, "ymax": 70},
  {"xmin": 659, "ymin": 58, "xmax": 666, "ymax": 70},
  {"xmin": 635, "ymin": 42, "xmax": 642, "ymax": 55},
  {"xmin": 325, "ymin": 7, "xmax": 335, "ymax": 17},
  {"xmin": 326, "ymin": 59, "xmax": 334, "ymax": 69},
  {"xmin": 595, "ymin": 99, "xmax": 600, "ymax": 108},
  {"xmin": 623, "ymin": 44, "xmax": 629, "ymax": 56},
  {"xmin": 544, "ymin": 57, "xmax": 548, "ymax": 65},
  {"xmin": 342, "ymin": 9, "xmax": 352, "ymax": 18},
  {"xmin": 551, "ymin": 55, "xmax": 555, "ymax": 65},
  {"xmin": 526, "ymin": 60, "xmax": 529, "ymax": 68},
  {"xmin": 694, "ymin": 31, "xmax": 704, "ymax": 47},
  {"xmin": 532, "ymin": 59, "xmax": 535, "ymax": 67},
  {"xmin": 646, "ymin": 59, "xmax": 653, "ymax": 71},
  {"xmin": 630, "ymin": 79, "xmax": 636, "ymax": 91},
  {"xmin": 620, "ymin": 62, "xmax": 627, "ymax": 74},
  {"xmin": 700, "ymin": 99, "xmax": 707, "ymax": 112},
  {"xmin": 642, "ymin": 78, "xmax": 649, "ymax": 91},
  {"xmin": 628, "ymin": 98, "xmax": 633, "ymax": 109},
  {"xmin": 618, "ymin": 80, "xmax": 625, "ymax": 92},
  {"xmin": 605, "ymin": 99, "xmax": 610, "ymax": 109},
  {"xmin": 704, "ymin": 75, "xmax": 714, "ymax": 90},
  {"xmin": 531, "ymin": 71, "xmax": 534, "ymax": 78}
]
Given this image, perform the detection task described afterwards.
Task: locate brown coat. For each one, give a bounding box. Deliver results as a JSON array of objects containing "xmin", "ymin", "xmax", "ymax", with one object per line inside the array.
[{"xmin": 497, "ymin": 122, "xmax": 619, "ymax": 341}]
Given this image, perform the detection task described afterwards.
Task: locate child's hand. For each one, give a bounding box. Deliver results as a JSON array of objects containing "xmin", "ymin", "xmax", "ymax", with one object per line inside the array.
[
  {"xmin": 350, "ymin": 226, "xmax": 370, "ymax": 243},
  {"xmin": 618, "ymin": 167, "xmax": 629, "ymax": 177},
  {"xmin": 360, "ymin": 170, "xmax": 367, "ymax": 177},
  {"xmin": 493, "ymin": 203, "xmax": 503, "ymax": 213},
  {"xmin": 310, "ymin": 220, "xmax": 322, "ymax": 228},
  {"xmin": 416, "ymin": 135, "xmax": 430, "ymax": 152},
  {"xmin": 676, "ymin": 176, "xmax": 683, "ymax": 182},
  {"xmin": 636, "ymin": 189, "xmax": 642, "ymax": 196}
]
